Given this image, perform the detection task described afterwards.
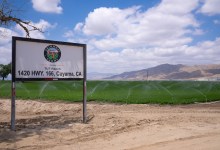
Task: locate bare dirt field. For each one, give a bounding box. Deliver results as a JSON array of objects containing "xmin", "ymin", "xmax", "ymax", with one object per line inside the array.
[{"xmin": 1, "ymin": 99, "xmax": 220, "ymax": 150}]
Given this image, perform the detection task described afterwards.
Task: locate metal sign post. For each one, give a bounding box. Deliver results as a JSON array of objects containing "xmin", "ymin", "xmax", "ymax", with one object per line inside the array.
[
  {"xmin": 11, "ymin": 36, "xmax": 87, "ymax": 130},
  {"xmin": 83, "ymin": 78, "xmax": 87, "ymax": 123},
  {"xmin": 83, "ymin": 45, "xmax": 87, "ymax": 123},
  {"xmin": 11, "ymin": 38, "xmax": 16, "ymax": 130},
  {"xmin": 11, "ymin": 82, "xmax": 16, "ymax": 130}
]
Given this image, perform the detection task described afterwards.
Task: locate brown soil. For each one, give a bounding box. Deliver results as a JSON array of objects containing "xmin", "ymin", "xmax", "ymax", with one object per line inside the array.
[{"xmin": 1, "ymin": 99, "xmax": 220, "ymax": 150}]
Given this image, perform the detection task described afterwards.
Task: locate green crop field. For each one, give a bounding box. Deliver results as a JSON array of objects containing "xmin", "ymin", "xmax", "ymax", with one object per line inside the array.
[{"xmin": 0, "ymin": 80, "xmax": 220, "ymax": 104}]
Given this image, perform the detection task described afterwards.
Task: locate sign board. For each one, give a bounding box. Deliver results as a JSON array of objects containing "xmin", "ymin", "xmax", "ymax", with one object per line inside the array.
[
  {"xmin": 12, "ymin": 37, "xmax": 86, "ymax": 81},
  {"xmin": 11, "ymin": 37, "xmax": 87, "ymax": 130}
]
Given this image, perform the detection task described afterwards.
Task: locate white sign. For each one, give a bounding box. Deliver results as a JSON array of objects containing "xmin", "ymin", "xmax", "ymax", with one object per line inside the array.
[
  {"xmin": 11, "ymin": 37, "xmax": 87, "ymax": 130},
  {"xmin": 14, "ymin": 37, "xmax": 86, "ymax": 80}
]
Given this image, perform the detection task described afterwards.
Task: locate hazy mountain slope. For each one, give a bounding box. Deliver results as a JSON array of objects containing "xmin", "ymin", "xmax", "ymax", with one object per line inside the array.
[
  {"xmin": 106, "ymin": 64, "xmax": 220, "ymax": 80},
  {"xmin": 88, "ymin": 72, "xmax": 115, "ymax": 80}
]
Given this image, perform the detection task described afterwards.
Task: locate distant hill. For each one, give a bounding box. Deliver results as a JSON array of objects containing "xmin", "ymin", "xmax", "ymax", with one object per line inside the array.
[
  {"xmin": 88, "ymin": 72, "xmax": 115, "ymax": 80},
  {"xmin": 106, "ymin": 64, "xmax": 220, "ymax": 80}
]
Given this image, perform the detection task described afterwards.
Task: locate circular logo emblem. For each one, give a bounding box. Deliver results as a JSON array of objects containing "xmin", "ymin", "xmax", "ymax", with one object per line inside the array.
[{"xmin": 44, "ymin": 45, "xmax": 61, "ymax": 63}]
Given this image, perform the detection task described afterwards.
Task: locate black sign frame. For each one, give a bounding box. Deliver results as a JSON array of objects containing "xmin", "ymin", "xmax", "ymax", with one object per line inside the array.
[{"xmin": 11, "ymin": 36, "xmax": 87, "ymax": 130}]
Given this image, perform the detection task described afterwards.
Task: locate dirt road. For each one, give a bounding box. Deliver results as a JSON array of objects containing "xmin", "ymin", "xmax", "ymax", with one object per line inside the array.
[{"xmin": 1, "ymin": 99, "xmax": 220, "ymax": 150}]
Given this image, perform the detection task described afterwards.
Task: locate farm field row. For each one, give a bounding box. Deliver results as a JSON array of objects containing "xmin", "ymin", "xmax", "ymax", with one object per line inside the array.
[{"xmin": 0, "ymin": 80, "xmax": 220, "ymax": 104}]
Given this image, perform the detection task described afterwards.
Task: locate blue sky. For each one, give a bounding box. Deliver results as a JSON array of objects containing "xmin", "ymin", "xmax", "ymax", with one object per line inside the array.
[{"xmin": 0, "ymin": 0, "xmax": 220, "ymax": 73}]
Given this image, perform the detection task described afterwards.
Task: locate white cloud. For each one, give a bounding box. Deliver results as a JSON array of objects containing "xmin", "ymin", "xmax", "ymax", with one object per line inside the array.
[
  {"xmin": 74, "ymin": 0, "xmax": 199, "ymax": 50},
  {"xmin": 0, "ymin": 20, "xmax": 55, "ymax": 64},
  {"xmin": 0, "ymin": 28, "xmax": 18, "ymax": 44},
  {"xmin": 64, "ymin": 0, "xmax": 220, "ymax": 73},
  {"xmin": 156, "ymin": 0, "xmax": 199, "ymax": 15},
  {"xmin": 63, "ymin": 23, "xmax": 84, "ymax": 38},
  {"xmin": 63, "ymin": 30, "xmax": 74, "ymax": 38},
  {"xmin": 199, "ymin": 0, "xmax": 220, "ymax": 15},
  {"xmin": 82, "ymin": 6, "xmax": 140, "ymax": 36},
  {"xmin": 88, "ymin": 38, "xmax": 220, "ymax": 73},
  {"xmin": 0, "ymin": 45, "xmax": 11, "ymax": 64},
  {"xmin": 32, "ymin": 0, "xmax": 62, "ymax": 14},
  {"xmin": 74, "ymin": 22, "xmax": 84, "ymax": 32},
  {"xmin": 214, "ymin": 20, "xmax": 220, "ymax": 24},
  {"xmin": 0, "ymin": 28, "xmax": 19, "ymax": 64},
  {"xmin": 193, "ymin": 28, "xmax": 205, "ymax": 35}
]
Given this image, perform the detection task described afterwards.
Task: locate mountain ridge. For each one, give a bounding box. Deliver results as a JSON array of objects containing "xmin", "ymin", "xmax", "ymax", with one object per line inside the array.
[{"xmin": 106, "ymin": 64, "xmax": 220, "ymax": 80}]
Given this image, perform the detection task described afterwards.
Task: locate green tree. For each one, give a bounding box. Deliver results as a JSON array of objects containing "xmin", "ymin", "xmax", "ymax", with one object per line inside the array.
[{"xmin": 0, "ymin": 62, "xmax": 11, "ymax": 80}]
